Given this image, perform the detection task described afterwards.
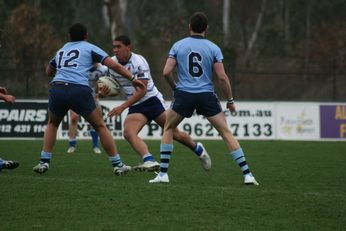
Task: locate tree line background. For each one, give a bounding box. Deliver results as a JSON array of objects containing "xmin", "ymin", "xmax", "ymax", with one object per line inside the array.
[{"xmin": 0, "ymin": 0, "xmax": 345, "ymax": 101}]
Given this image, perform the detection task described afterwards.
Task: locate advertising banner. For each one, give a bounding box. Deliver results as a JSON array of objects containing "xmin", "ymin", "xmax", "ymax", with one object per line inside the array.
[
  {"xmin": 2, "ymin": 100, "xmax": 345, "ymax": 141},
  {"xmin": 0, "ymin": 100, "xmax": 48, "ymax": 138},
  {"xmin": 320, "ymin": 105, "xmax": 346, "ymax": 139},
  {"xmin": 276, "ymin": 103, "xmax": 320, "ymax": 140}
]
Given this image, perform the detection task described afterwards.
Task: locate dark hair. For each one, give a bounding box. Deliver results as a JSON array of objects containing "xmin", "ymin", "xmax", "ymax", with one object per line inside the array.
[
  {"xmin": 114, "ymin": 35, "xmax": 131, "ymax": 46},
  {"xmin": 190, "ymin": 12, "xmax": 208, "ymax": 33},
  {"xmin": 69, "ymin": 23, "xmax": 87, "ymax": 41}
]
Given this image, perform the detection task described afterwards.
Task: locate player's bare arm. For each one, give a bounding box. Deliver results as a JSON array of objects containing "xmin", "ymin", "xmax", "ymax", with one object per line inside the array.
[
  {"xmin": 0, "ymin": 92, "xmax": 15, "ymax": 104},
  {"xmin": 0, "ymin": 86, "xmax": 15, "ymax": 104},
  {"xmin": 103, "ymin": 57, "xmax": 145, "ymax": 89},
  {"xmin": 214, "ymin": 62, "xmax": 236, "ymax": 112},
  {"xmin": 163, "ymin": 57, "xmax": 177, "ymax": 90},
  {"xmin": 103, "ymin": 57, "xmax": 133, "ymax": 81},
  {"xmin": 108, "ymin": 79, "xmax": 147, "ymax": 117},
  {"xmin": 0, "ymin": 86, "xmax": 8, "ymax": 94}
]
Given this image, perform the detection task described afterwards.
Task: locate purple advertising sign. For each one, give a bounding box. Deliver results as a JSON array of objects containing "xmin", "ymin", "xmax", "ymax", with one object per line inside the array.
[{"xmin": 320, "ymin": 105, "xmax": 346, "ymax": 139}]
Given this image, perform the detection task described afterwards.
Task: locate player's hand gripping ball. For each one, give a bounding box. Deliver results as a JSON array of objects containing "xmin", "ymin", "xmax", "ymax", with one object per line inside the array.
[{"xmin": 97, "ymin": 76, "xmax": 121, "ymax": 97}]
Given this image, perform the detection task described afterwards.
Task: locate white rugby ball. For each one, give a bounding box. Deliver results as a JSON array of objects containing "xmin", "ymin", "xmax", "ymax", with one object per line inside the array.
[{"xmin": 97, "ymin": 76, "xmax": 121, "ymax": 96}]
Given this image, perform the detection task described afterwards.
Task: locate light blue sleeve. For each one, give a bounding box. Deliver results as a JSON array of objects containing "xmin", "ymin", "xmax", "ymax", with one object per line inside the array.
[
  {"xmin": 168, "ymin": 42, "xmax": 178, "ymax": 59},
  {"xmin": 213, "ymin": 46, "xmax": 224, "ymax": 63},
  {"xmin": 91, "ymin": 45, "xmax": 109, "ymax": 64}
]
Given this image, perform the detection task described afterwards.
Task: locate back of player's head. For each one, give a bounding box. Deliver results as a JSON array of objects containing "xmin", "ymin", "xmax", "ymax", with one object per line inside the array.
[
  {"xmin": 69, "ymin": 23, "xmax": 87, "ymax": 41},
  {"xmin": 114, "ymin": 35, "xmax": 131, "ymax": 46},
  {"xmin": 190, "ymin": 12, "xmax": 208, "ymax": 33}
]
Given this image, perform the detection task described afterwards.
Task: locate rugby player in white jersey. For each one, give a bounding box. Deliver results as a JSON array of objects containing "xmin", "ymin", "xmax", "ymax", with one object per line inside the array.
[{"xmin": 105, "ymin": 35, "xmax": 211, "ymax": 172}]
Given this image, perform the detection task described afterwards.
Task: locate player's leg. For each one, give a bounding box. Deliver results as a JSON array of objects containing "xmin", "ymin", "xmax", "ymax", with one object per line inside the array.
[
  {"xmin": 33, "ymin": 83, "xmax": 68, "ymax": 174},
  {"xmin": 123, "ymin": 113, "xmax": 160, "ymax": 171},
  {"xmin": 150, "ymin": 90, "xmax": 195, "ymax": 183},
  {"xmin": 73, "ymin": 85, "xmax": 130, "ymax": 174},
  {"xmin": 149, "ymin": 109, "xmax": 183, "ymax": 183},
  {"xmin": 207, "ymin": 113, "xmax": 259, "ymax": 185},
  {"xmin": 33, "ymin": 110, "xmax": 64, "ymax": 174},
  {"xmin": 90, "ymin": 106, "xmax": 102, "ymax": 154},
  {"xmin": 84, "ymin": 108, "xmax": 131, "ymax": 175},
  {"xmin": 155, "ymin": 111, "xmax": 211, "ymax": 170},
  {"xmin": 90, "ymin": 127, "xmax": 101, "ymax": 154},
  {"xmin": 42, "ymin": 111, "xmax": 64, "ymax": 152},
  {"xmin": 67, "ymin": 110, "xmax": 79, "ymax": 153}
]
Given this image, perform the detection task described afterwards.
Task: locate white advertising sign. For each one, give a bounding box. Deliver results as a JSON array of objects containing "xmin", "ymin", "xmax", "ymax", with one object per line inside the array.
[
  {"xmin": 0, "ymin": 100, "xmax": 317, "ymax": 141},
  {"xmin": 276, "ymin": 103, "xmax": 320, "ymax": 140}
]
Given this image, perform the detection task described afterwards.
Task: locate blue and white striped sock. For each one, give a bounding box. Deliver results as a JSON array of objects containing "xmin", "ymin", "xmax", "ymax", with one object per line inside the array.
[
  {"xmin": 109, "ymin": 154, "xmax": 123, "ymax": 167},
  {"xmin": 68, "ymin": 139, "xmax": 77, "ymax": 148},
  {"xmin": 89, "ymin": 129, "xmax": 99, "ymax": 148},
  {"xmin": 143, "ymin": 153, "xmax": 155, "ymax": 162},
  {"xmin": 160, "ymin": 144, "xmax": 173, "ymax": 174},
  {"xmin": 40, "ymin": 151, "xmax": 52, "ymax": 164},
  {"xmin": 231, "ymin": 148, "xmax": 251, "ymax": 176}
]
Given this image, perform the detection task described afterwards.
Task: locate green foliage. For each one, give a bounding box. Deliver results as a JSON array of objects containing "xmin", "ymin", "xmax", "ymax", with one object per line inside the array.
[
  {"xmin": 3, "ymin": 4, "xmax": 60, "ymax": 64},
  {"xmin": 0, "ymin": 0, "xmax": 345, "ymax": 100},
  {"xmin": 1, "ymin": 3, "xmax": 61, "ymax": 97},
  {"xmin": 1, "ymin": 140, "xmax": 346, "ymax": 230}
]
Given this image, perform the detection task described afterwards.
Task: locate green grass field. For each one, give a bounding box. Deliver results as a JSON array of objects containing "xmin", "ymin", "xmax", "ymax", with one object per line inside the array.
[{"xmin": 1, "ymin": 140, "xmax": 345, "ymax": 231}]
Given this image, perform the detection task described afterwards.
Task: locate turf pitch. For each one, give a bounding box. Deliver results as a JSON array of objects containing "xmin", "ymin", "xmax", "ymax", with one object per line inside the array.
[{"xmin": 1, "ymin": 140, "xmax": 345, "ymax": 230}]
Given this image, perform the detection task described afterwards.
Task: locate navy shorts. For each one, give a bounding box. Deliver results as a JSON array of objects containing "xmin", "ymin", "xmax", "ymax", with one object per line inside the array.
[
  {"xmin": 48, "ymin": 82, "xmax": 96, "ymax": 118},
  {"xmin": 172, "ymin": 90, "xmax": 222, "ymax": 118},
  {"xmin": 128, "ymin": 96, "xmax": 165, "ymax": 122}
]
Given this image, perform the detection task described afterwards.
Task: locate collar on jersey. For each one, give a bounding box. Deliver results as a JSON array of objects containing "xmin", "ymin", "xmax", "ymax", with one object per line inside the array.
[
  {"xmin": 118, "ymin": 53, "xmax": 132, "ymax": 66},
  {"xmin": 190, "ymin": 35, "xmax": 205, "ymax": 39}
]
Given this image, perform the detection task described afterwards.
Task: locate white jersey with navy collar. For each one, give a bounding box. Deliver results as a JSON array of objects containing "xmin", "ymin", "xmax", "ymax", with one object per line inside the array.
[{"xmin": 108, "ymin": 52, "xmax": 164, "ymax": 106}]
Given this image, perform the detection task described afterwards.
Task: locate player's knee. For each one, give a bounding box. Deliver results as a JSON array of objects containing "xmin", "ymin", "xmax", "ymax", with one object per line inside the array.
[
  {"xmin": 172, "ymin": 129, "xmax": 184, "ymax": 141},
  {"xmin": 48, "ymin": 118, "xmax": 61, "ymax": 128},
  {"xmin": 123, "ymin": 129, "xmax": 135, "ymax": 141},
  {"xmin": 92, "ymin": 123, "xmax": 105, "ymax": 132}
]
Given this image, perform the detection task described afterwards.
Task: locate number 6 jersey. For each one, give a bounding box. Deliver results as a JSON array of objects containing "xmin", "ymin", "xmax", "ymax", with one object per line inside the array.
[{"xmin": 168, "ymin": 35, "xmax": 224, "ymax": 93}]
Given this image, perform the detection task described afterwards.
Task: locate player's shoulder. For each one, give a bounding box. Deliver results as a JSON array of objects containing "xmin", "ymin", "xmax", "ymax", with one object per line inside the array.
[
  {"xmin": 130, "ymin": 52, "xmax": 149, "ymax": 66},
  {"xmin": 131, "ymin": 52, "xmax": 146, "ymax": 61},
  {"xmin": 111, "ymin": 55, "xmax": 119, "ymax": 62},
  {"xmin": 173, "ymin": 37, "xmax": 189, "ymax": 46},
  {"xmin": 205, "ymin": 39, "xmax": 220, "ymax": 49},
  {"xmin": 80, "ymin": 41, "xmax": 106, "ymax": 53}
]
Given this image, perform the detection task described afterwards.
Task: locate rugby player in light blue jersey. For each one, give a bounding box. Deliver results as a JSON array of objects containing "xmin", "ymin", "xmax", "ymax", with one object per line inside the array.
[
  {"xmin": 149, "ymin": 12, "xmax": 259, "ymax": 185},
  {"xmin": 33, "ymin": 23, "xmax": 145, "ymax": 175},
  {"xmin": 102, "ymin": 35, "xmax": 211, "ymax": 172}
]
